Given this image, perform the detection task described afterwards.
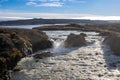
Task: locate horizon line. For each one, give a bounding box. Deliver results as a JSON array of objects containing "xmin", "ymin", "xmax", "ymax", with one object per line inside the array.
[{"xmin": 1, "ymin": 11, "xmax": 120, "ymax": 21}]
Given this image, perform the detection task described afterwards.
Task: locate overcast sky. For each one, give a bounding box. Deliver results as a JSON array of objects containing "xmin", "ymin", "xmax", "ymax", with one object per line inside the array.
[{"xmin": 0, "ymin": 0, "xmax": 120, "ymax": 21}]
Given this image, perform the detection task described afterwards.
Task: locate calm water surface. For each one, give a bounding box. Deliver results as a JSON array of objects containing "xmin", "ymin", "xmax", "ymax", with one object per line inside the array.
[{"xmin": 0, "ymin": 24, "xmax": 68, "ymax": 29}]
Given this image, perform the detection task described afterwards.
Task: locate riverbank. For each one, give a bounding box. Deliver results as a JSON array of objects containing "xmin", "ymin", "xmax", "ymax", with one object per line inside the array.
[
  {"xmin": 34, "ymin": 23, "xmax": 120, "ymax": 56},
  {"xmin": 1, "ymin": 23, "xmax": 120, "ymax": 80},
  {"xmin": 0, "ymin": 28, "xmax": 52, "ymax": 80}
]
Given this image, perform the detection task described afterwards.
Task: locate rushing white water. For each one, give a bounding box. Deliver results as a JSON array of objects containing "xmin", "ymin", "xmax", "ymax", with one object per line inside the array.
[
  {"xmin": 12, "ymin": 31, "xmax": 120, "ymax": 80},
  {"xmin": 43, "ymin": 31, "xmax": 99, "ymax": 56}
]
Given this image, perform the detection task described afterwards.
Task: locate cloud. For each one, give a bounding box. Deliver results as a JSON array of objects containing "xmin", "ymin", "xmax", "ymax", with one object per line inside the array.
[
  {"xmin": 0, "ymin": 11, "xmax": 120, "ymax": 21},
  {"xmin": 37, "ymin": 2, "xmax": 63, "ymax": 7},
  {"xmin": 78, "ymin": 16, "xmax": 120, "ymax": 20},
  {"xmin": 67, "ymin": 0, "xmax": 86, "ymax": 3},
  {"xmin": 26, "ymin": 0, "xmax": 64, "ymax": 7},
  {"xmin": 0, "ymin": 16, "xmax": 29, "ymax": 21},
  {"xmin": 26, "ymin": 1, "xmax": 63, "ymax": 7},
  {"xmin": 26, "ymin": 0, "xmax": 86, "ymax": 7},
  {"xmin": 26, "ymin": 1, "xmax": 37, "ymax": 6}
]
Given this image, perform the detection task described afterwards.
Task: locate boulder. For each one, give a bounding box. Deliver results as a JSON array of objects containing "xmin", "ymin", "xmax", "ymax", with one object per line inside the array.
[
  {"xmin": 33, "ymin": 51, "xmax": 53, "ymax": 59},
  {"xmin": 99, "ymin": 31, "xmax": 111, "ymax": 36},
  {"xmin": 0, "ymin": 32, "xmax": 31, "ymax": 79},
  {"xmin": 0, "ymin": 32, "xmax": 32, "ymax": 57},
  {"xmin": 80, "ymin": 33, "xmax": 87, "ymax": 37},
  {"xmin": 0, "ymin": 28, "xmax": 52, "ymax": 53},
  {"xmin": 64, "ymin": 33, "xmax": 86, "ymax": 48},
  {"xmin": 17, "ymin": 29, "xmax": 52, "ymax": 52},
  {"xmin": 32, "ymin": 40, "xmax": 52, "ymax": 53},
  {"xmin": 0, "ymin": 28, "xmax": 52, "ymax": 80},
  {"xmin": 103, "ymin": 33, "xmax": 120, "ymax": 55}
]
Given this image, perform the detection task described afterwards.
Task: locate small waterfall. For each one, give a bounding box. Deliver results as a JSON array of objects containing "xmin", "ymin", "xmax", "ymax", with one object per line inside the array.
[
  {"xmin": 51, "ymin": 39, "xmax": 69, "ymax": 56},
  {"xmin": 53, "ymin": 39, "xmax": 64, "ymax": 49}
]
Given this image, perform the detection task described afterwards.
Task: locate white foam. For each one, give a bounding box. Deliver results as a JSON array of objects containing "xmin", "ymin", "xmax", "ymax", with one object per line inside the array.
[{"xmin": 12, "ymin": 31, "xmax": 120, "ymax": 80}]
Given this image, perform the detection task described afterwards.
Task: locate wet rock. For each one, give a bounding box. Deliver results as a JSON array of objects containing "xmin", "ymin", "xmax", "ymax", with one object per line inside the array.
[
  {"xmin": 0, "ymin": 32, "xmax": 30, "ymax": 79},
  {"xmin": 99, "ymin": 31, "xmax": 111, "ymax": 36},
  {"xmin": 35, "ymin": 59, "xmax": 39, "ymax": 62},
  {"xmin": 98, "ymin": 74, "xmax": 103, "ymax": 77},
  {"xmin": 98, "ymin": 62, "xmax": 103, "ymax": 65},
  {"xmin": 91, "ymin": 70, "xmax": 98, "ymax": 72},
  {"xmin": 80, "ymin": 33, "xmax": 87, "ymax": 37},
  {"xmin": 103, "ymin": 33, "xmax": 120, "ymax": 55},
  {"xmin": 104, "ymin": 65, "xmax": 107, "ymax": 67},
  {"xmin": 0, "ymin": 28, "xmax": 52, "ymax": 80},
  {"xmin": 95, "ymin": 53, "xmax": 99, "ymax": 55},
  {"xmin": 0, "ymin": 32, "xmax": 32, "ymax": 56},
  {"xmin": 32, "ymin": 40, "xmax": 52, "ymax": 53},
  {"xmin": 40, "ymin": 75, "xmax": 51, "ymax": 79},
  {"xmin": 71, "ymin": 68, "xmax": 74, "ymax": 70},
  {"xmin": 84, "ymin": 57, "xmax": 89, "ymax": 60},
  {"xmin": 88, "ymin": 53, "xmax": 92, "ymax": 56},
  {"xmin": 116, "ymin": 74, "xmax": 120, "ymax": 77},
  {"xmin": 64, "ymin": 33, "xmax": 86, "ymax": 48},
  {"xmin": 108, "ymin": 74, "xmax": 114, "ymax": 77},
  {"xmin": 33, "ymin": 51, "xmax": 53, "ymax": 59},
  {"xmin": 13, "ymin": 66, "xmax": 21, "ymax": 72}
]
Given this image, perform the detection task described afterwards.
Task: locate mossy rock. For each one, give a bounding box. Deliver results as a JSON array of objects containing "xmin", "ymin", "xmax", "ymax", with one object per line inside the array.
[
  {"xmin": 64, "ymin": 33, "xmax": 86, "ymax": 48},
  {"xmin": 103, "ymin": 34, "xmax": 120, "ymax": 55},
  {"xmin": 0, "ymin": 57, "xmax": 7, "ymax": 73},
  {"xmin": 0, "ymin": 28, "xmax": 52, "ymax": 79}
]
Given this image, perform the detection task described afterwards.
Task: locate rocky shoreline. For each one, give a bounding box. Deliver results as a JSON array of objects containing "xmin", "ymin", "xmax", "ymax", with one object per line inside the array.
[
  {"xmin": 0, "ymin": 28, "xmax": 52, "ymax": 80},
  {"xmin": 34, "ymin": 23, "xmax": 120, "ymax": 56},
  {"xmin": 1, "ymin": 23, "xmax": 120, "ymax": 80}
]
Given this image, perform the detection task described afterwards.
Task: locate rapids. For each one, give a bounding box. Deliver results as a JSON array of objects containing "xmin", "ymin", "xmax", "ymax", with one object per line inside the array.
[{"xmin": 12, "ymin": 31, "xmax": 120, "ymax": 80}]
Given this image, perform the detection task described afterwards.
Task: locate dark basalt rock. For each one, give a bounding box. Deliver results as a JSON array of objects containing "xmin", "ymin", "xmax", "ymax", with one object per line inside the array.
[
  {"xmin": 33, "ymin": 51, "xmax": 53, "ymax": 59},
  {"xmin": 64, "ymin": 33, "xmax": 86, "ymax": 48},
  {"xmin": 32, "ymin": 40, "xmax": 52, "ymax": 53},
  {"xmin": 0, "ymin": 32, "xmax": 32, "ymax": 57},
  {"xmin": 0, "ymin": 32, "xmax": 32, "ymax": 80},
  {"xmin": 99, "ymin": 31, "xmax": 111, "ymax": 36},
  {"xmin": 80, "ymin": 33, "xmax": 87, "ymax": 37},
  {"xmin": 103, "ymin": 33, "xmax": 120, "ymax": 55},
  {"xmin": 0, "ymin": 28, "xmax": 52, "ymax": 80}
]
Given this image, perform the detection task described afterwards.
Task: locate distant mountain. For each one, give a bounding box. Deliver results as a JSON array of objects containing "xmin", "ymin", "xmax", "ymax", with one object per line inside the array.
[
  {"xmin": 107, "ymin": 20, "xmax": 120, "ymax": 23},
  {"xmin": 0, "ymin": 18, "xmax": 108, "ymax": 26}
]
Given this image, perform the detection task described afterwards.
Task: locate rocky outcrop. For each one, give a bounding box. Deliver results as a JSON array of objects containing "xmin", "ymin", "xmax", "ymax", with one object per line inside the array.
[
  {"xmin": 64, "ymin": 33, "xmax": 86, "ymax": 48},
  {"xmin": 0, "ymin": 28, "xmax": 52, "ymax": 80},
  {"xmin": 80, "ymin": 33, "xmax": 87, "ymax": 37},
  {"xmin": 99, "ymin": 30, "xmax": 111, "ymax": 36},
  {"xmin": 0, "ymin": 33, "xmax": 30, "ymax": 80},
  {"xmin": 0, "ymin": 28, "xmax": 52, "ymax": 52},
  {"xmin": 16, "ymin": 29, "xmax": 52, "ymax": 52},
  {"xmin": 103, "ymin": 33, "xmax": 120, "ymax": 55},
  {"xmin": 33, "ymin": 51, "xmax": 53, "ymax": 59}
]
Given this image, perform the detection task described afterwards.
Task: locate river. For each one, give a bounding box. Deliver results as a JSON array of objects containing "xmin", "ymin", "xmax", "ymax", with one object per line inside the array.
[
  {"xmin": 0, "ymin": 24, "xmax": 68, "ymax": 29},
  {"xmin": 11, "ymin": 30, "xmax": 120, "ymax": 80}
]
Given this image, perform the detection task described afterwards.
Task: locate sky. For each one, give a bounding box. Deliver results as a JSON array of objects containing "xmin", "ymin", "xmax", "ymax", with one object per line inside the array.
[{"xmin": 0, "ymin": 0, "xmax": 120, "ymax": 20}]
